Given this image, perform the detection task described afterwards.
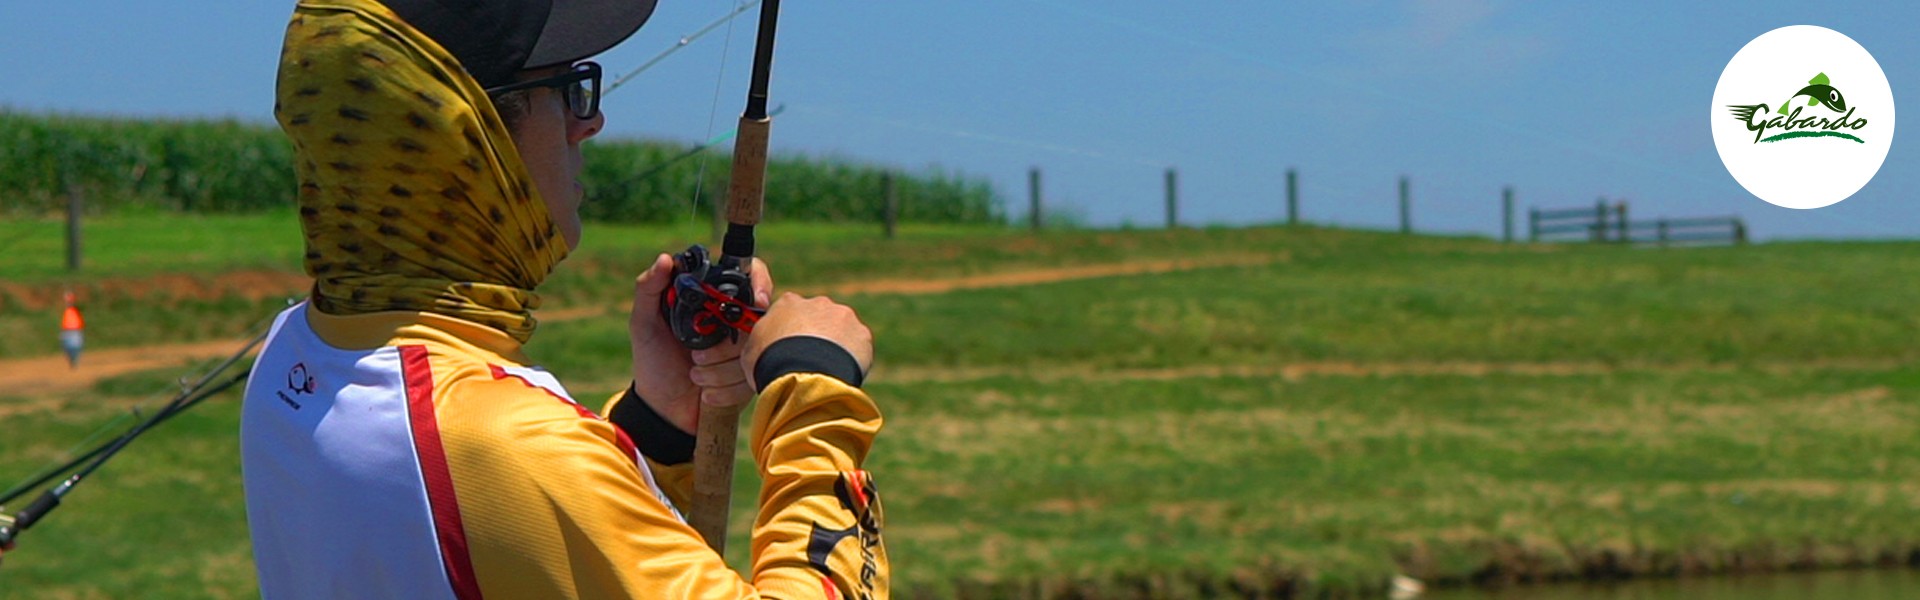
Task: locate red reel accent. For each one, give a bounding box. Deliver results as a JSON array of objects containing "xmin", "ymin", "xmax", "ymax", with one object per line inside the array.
[{"xmin": 696, "ymin": 281, "xmax": 764, "ymax": 333}]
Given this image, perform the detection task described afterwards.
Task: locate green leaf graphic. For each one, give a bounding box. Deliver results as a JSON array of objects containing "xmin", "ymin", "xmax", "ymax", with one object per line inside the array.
[
  {"xmin": 1778, "ymin": 104, "xmax": 1790, "ymax": 115},
  {"xmin": 1809, "ymin": 97, "xmax": 1819, "ymax": 106},
  {"xmin": 1810, "ymin": 72, "xmax": 1830, "ymax": 85}
]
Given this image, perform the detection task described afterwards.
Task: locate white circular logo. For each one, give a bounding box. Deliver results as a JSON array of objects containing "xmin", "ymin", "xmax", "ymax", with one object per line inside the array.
[{"xmin": 1710, "ymin": 26, "xmax": 1895, "ymax": 210}]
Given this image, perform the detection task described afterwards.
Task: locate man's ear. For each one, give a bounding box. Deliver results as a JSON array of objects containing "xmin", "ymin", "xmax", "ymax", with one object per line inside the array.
[{"xmin": 491, "ymin": 89, "xmax": 534, "ymax": 132}]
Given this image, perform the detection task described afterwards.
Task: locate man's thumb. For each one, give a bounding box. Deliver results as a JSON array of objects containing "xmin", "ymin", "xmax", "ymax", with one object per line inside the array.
[{"xmin": 634, "ymin": 254, "xmax": 676, "ymax": 297}]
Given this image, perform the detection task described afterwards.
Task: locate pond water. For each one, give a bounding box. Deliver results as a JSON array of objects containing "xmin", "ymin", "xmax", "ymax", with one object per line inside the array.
[{"xmin": 1422, "ymin": 568, "xmax": 1920, "ymax": 600}]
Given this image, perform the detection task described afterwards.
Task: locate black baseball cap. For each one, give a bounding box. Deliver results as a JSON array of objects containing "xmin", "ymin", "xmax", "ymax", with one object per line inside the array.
[{"xmin": 379, "ymin": 0, "xmax": 658, "ymax": 88}]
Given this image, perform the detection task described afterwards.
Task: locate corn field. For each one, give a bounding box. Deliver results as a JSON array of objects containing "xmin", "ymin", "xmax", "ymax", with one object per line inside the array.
[{"xmin": 0, "ymin": 111, "xmax": 1002, "ymax": 224}]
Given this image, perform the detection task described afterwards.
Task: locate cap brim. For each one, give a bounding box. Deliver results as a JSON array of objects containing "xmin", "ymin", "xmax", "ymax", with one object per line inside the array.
[{"xmin": 526, "ymin": 0, "xmax": 658, "ymax": 69}]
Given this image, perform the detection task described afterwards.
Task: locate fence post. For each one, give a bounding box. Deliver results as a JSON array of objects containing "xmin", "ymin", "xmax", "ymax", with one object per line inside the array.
[
  {"xmin": 1164, "ymin": 167, "xmax": 1179, "ymax": 229},
  {"xmin": 1734, "ymin": 218, "xmax": 1748, "ymax": 245},
  {"xmin": 882, "ymin": 172, "xmax": 898, "ymax": 240},
  {"xmin": 1592, "ymin": 198, "xmax": 1607, "ymax": 243},
  {"xmin": 1502, "ymin": 186, "xmax": 1514, "ymax": 243},
  {"xmin": 66, "ymin": 182, "xmax": 83, "ymax": 272},
  {"xmin": 1399, "ymin": 176, "xmax": 1411, "ymax": 234},
  {"xmin": 1615, "ymin": 202, "xmax": 1629, "ymax": 243},
  {"xmin": 1286, "ymin": 168, "xmax": 1299, "ymax": 226},
  {"xmin": 1529, "ymin": 208, "xmax": 1539, "ymax": 242},
  {"xmin": 1026, "ymin": 167, "xmax": 1043, "ymax": 232},
  {"xmin": 1657, "ymin": 219, "xmax": 1669, "ymax": 248}
]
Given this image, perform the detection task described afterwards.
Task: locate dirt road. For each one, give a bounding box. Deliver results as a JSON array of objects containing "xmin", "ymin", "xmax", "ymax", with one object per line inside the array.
[{"xmin": 0, "ymin": 254, "xmax": 1286, "ymax": 397}]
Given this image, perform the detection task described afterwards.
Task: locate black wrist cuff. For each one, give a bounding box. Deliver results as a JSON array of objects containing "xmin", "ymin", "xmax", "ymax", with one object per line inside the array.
[
  {"xmin": 753, "ymin": 336, "xmax": 865, "ymax": 392},
  {"xmin": 608, "ymin": 384, "xmax": 696, "ymax": 465}
]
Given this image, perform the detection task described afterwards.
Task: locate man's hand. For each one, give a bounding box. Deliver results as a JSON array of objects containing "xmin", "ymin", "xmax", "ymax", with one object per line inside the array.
[
  {"xmin": 741, "ymin": 293, "xmax": 873, "ymax": 390},
  {"xmin": 630, "ymin": 254, "xmax": 772, "ymax": 433}
]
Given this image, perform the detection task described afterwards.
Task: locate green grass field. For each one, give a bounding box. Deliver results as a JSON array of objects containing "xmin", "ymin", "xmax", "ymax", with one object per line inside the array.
[{"xmin": 4, "ymin": 219, "xmax": 1920, "ymax": 598}]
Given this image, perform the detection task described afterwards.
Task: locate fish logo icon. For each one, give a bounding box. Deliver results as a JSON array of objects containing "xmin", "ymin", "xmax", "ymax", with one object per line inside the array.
[
  {"xmin": 1783, "ymin": 78, "xmax": 1846, "ymax": 114},
  {"xmin": 1740, "ymin": 71, "xmax": 1848, "ymax": 116}
]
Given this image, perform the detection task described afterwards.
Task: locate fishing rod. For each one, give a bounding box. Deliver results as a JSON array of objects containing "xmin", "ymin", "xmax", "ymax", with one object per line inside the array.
[
  {"xmin": 0, "ymin": 323, "xmax": 271, "ymax": 506},
  {"xmin": 0, "ymin": 369, "xmax": 251, "ymax": 508},
  {"xmin": 0, "ymin": 330, "xmax": 266, "ymax": 546},
  {"xmin": 660, "ymin": 0, "xmax": 781, "ymax": 553},
  {"xmin": 605, "ymin": 0, "xmax": 762, "ymax": 97}
]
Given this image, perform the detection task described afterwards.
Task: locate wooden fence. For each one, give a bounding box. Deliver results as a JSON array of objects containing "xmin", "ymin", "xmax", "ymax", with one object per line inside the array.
[
  {"xmin": 1529, "ymin": 200, "xmax": 1746, "ymax": 246},
  {"xmin": 992, "ymin": 166, "xmax": 1756, "ymax": 246}
]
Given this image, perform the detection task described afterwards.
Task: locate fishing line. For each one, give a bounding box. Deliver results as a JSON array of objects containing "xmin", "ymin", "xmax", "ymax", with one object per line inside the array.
[
  {"xmin": 624, "ymin": 104, "xmax": 785, "ymax": 186},
  {"xmin": 604, "ymin": 0, "xmax": 762, "ymax": 97},
  {"xmin": 687, "ymin": 0, "xmax": 750, "ymax": 224}
]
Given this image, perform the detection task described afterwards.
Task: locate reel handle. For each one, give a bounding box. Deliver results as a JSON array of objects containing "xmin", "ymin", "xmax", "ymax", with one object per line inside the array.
[{"xmin": 0, "ymin": 487, "xmax": 61, "ymax": 545}]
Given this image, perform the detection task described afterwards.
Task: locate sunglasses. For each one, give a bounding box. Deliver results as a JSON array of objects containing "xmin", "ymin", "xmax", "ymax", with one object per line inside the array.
[{"xmin": 484, "ymin": 61, "xmax": 602, "ymax": 120}]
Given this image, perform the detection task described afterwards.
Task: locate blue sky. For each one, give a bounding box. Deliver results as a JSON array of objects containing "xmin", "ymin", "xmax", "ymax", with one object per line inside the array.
[{"xmin": 3, "ymin": 1, "xmax": 1915, "ymax": 240}]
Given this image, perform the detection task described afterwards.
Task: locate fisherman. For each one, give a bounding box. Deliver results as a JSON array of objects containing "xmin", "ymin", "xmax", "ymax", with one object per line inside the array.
[{"xmin": 232, "ymin": 0, "xmax": 888, "ymax": 597}]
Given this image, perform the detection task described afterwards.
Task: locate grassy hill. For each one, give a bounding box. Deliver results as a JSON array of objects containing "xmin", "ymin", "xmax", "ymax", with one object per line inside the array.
[{"xmin": 3, "ymin": 219, "xmax": 1919, "ymax": 598}]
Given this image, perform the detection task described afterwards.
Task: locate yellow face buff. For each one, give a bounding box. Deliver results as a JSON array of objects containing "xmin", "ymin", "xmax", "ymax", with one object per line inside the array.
[{"xmin": 274, "ymin": 0, "xmax": 569, "ymax": 343}]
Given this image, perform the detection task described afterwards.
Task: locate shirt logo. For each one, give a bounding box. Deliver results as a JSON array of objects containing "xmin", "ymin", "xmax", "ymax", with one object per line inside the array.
[
  {"xmin": 276, "ymin": 363, "xmax": 316, "ymax": 410},
  {"xmin": 287, "ymin": 363, "xmax": 317, "ymax": 395}
]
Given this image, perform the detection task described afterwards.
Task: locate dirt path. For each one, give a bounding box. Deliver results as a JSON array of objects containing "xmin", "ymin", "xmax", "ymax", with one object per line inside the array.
[
  {"xmin": 807, "ymin": 254, "xmax": 1284, "ymax": 296},
  {"xmin": 0, "ymin": 254, "xmax": 1286, "ymax": 398},
  {"xmin": 0, "ymin": 339, "xmax": 262, "ymax": 401}
]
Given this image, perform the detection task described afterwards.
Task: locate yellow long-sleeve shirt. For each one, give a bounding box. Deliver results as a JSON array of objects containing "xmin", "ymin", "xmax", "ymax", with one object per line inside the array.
[{"xmin": 241, "ymin": 303, "xmax": 887, "ymax": 599}]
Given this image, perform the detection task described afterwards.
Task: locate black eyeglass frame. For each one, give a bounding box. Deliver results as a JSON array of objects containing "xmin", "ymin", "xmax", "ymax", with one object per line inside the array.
[{"xmin": 484, "ymin": 61, "xmax": 602, "ymax": 120}]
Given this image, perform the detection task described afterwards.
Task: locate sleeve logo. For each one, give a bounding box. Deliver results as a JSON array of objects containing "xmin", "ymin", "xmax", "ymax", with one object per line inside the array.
[{"xmin": 807, "ymin": 470, "xmax": 883, "ymax": 599}]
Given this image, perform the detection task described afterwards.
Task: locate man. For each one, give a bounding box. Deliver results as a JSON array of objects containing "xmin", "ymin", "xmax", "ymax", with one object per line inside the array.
[{"xmin": 239, "ymin": 0, "xmax": 888, "ymax": 598}]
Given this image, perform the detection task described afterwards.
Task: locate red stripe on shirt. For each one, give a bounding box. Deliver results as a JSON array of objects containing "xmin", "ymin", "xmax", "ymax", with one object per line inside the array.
[
  {"xmin": 403, "ymin": 345, "xmax": 484, "ymax": 600},
  {"xmin": 489, "ymin": 364, "xmax": 644, "ymax": 466}
]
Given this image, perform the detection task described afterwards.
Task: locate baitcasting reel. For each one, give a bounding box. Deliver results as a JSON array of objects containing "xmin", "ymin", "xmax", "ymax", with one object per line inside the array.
[{"xmin": 661, "ymin": 244, "xmax": 764, "ymax": 350}]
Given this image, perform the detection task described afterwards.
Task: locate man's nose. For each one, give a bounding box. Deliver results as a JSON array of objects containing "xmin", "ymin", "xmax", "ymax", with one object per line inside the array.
[{"xmin": 570, "ymin": 109, "xmax": 605, "ymax": 144}]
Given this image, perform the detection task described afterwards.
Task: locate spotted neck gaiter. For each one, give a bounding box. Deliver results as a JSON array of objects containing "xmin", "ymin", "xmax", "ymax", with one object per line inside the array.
[{"xmin": 274, "ymin": 0, "xmax": 569, "ymax": 344}]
